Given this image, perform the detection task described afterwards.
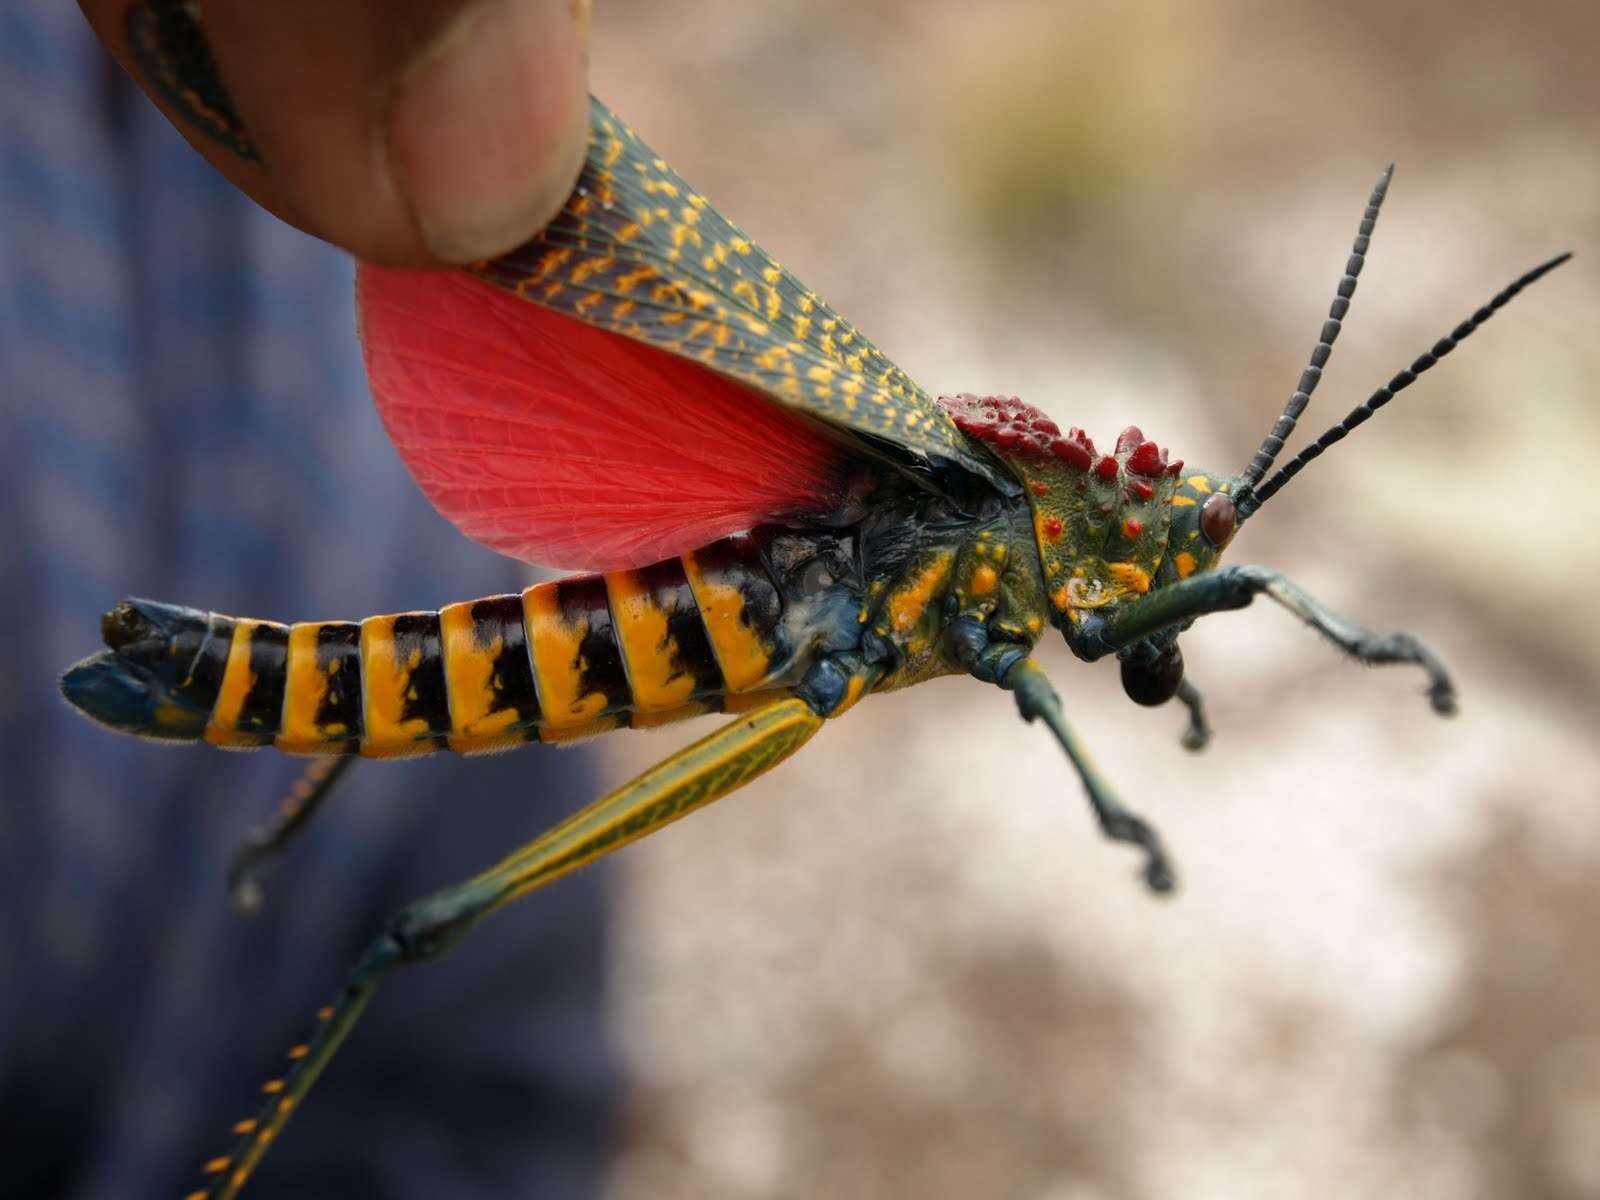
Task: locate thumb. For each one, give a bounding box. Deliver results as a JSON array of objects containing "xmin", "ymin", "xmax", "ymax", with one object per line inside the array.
[{"xmin": 82, "ymin": 0, "xmax": 591, "ymax": 266}]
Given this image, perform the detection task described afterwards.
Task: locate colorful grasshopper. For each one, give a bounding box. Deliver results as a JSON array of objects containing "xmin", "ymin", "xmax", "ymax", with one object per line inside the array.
[{"xmin": 62, "ymin": 83, "xmax": 1565, "ymax": 1200}]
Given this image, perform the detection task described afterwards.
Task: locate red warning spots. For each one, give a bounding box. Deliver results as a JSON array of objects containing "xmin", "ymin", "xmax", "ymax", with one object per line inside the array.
[
  {"xmin": 938, "ymin": 394, "xmax": 1096, "ymax": 468},
  {"xmin": 1126, "ymin": 440, "xmax": 1166, "ymax": 478}
]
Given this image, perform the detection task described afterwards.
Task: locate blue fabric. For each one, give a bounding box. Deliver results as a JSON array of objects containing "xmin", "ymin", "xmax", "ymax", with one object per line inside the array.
[{"xmin": 0, "ymin": 7, "xmax": 616, "ymax": 1197}]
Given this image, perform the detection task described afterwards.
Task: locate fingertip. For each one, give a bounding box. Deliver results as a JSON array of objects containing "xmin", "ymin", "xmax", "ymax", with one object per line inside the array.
[{"xmin": 385, "ymin": 0, "xmax": 590, "ymax": 264}]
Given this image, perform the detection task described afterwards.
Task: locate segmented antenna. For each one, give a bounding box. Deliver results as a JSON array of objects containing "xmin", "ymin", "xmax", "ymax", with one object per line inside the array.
[
  {"xmin": 1237, "ymin": 251, "xmax": 1572, "ymax": 516},
  {"xmin": 1235, "ymin": 165, "xmax": 1394, "ymax": 503}
]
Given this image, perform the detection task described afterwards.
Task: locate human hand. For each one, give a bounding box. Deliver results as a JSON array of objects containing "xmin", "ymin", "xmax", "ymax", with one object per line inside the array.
[{"xmin": 79, "ymin": 0, "xmax": 591, "ymax": 265}]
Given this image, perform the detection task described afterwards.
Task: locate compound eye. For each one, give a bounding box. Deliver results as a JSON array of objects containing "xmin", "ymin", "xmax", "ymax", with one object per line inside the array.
[
  {"xmin": 1121, "ymin": 643, "xmax": 1184, "ymax": 707},
  {"xmin": 1200, "ymin": 491, "xmax": 1237, "ymax": 547}
]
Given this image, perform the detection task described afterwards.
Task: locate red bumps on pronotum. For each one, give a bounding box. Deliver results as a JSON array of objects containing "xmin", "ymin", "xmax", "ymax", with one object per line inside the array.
[
  {"xmin": 359, "ymin": 266, "xmax": 856, "ymax": 572},
  {"xmin": 938, "ymin": 394, "xmax": 1096, "ymax": 469},
  {"xmin": 1126, "ymin": 440, "xmax": 1168, "ymax": 478}
]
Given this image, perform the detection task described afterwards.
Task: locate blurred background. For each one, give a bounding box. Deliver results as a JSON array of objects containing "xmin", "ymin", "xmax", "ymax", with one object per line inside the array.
[
  {"xmin": 4, "ymin": 2, "xmax": 1595, "ymax": 1199},
  {"xmin": 585, "ymin": 3, "xmax": 1600, "ymax": 1198}
]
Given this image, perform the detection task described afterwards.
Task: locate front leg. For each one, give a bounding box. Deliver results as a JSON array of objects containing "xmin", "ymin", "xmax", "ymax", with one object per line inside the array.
[
  {"xmin": 1175, "ymin": 678, "xmax": 1212, "ymax": 752},
  {"xmin": 946, "ymin": 616, "xmax": 1176, "ymax": 893},
  {"xmin": 1085, "ymin": 564, "xmax": 1457, "ymax": 716}
]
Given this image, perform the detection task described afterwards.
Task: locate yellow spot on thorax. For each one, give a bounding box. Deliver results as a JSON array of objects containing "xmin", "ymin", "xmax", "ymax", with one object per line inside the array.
[
  {"xmin": 1107, "ymin": 562, "xmax": 1152, "ymax": 594},
  {"xmin": 606, "ymin": 570, "xmax": 695, "ymax": 711},
  {"xmin": 523, "ymin": 583, "xmax": 608, "ymax": 727},
  {"xmin": 970, "ymin": 564, "xmax": 999, "ymax": 596},
  {"xmin": 683, "ymin": 551, "xmax": 771, "ymax": 691},
  {"xmin": 1174, "ymin": 550, "xmax": 1199, "ymax": 578},
  {"xmin": 887, "ymin": 553, "xmax": 954, "ymax": 634},
  {"xmin": 1187, "ymin": 474, "xmax": 1212, "ymax": 494}
]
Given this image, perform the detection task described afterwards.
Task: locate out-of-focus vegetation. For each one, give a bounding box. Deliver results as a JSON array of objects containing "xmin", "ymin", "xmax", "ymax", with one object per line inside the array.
[{"xmin": 586, "ymin": 3, "xmax": 1599, "ymax": 1196}]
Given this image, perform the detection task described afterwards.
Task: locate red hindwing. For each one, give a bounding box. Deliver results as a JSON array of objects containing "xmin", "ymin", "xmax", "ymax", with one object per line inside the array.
[{"xmin": 359, "ymin": 265, "xmax": 858, "ymax": 572}]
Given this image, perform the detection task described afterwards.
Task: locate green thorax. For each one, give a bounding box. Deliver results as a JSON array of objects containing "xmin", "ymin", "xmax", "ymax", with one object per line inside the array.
[{"xmin": 937, "ymin": 395, "xmax": 1187, "ymax": 630}]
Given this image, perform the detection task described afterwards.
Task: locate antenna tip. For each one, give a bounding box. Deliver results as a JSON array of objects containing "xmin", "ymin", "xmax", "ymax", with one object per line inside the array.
[
  {"xmin": 1527, "ymin": 251, "xmax": 1575, "ymax": 283},
  {"xmin": 1367, "ymin": 164, "xmax": 1395, "ymax": 203}
]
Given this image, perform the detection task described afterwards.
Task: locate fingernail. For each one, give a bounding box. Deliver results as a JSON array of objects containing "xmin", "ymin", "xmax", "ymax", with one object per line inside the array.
[
  {"xmin": 386, "ymin": 0, "xmax": 588, "ymax": 263},
  {"xmin": 125, "ymin": 0, "xmax": 262, "ymax": 163}
]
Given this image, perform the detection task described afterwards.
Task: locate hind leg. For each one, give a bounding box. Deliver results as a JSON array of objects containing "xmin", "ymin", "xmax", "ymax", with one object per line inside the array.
[
  {"xmin": 228, "ymin": 756, "xmax": 356, "ymax": 914},
  {"xmin": 191, "ymin": 697, "xmax": 824, "ymax": 1200}
]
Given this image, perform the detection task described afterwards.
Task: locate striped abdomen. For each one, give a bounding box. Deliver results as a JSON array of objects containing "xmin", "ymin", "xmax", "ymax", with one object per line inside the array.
[{"xmin": 62, "ymin": 536, "xmax": 792, "ymax": 757}]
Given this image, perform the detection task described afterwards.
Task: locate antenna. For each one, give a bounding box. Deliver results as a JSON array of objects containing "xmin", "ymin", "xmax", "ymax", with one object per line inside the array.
[
  {"xmin": 1234, "ymin": 165, "xmax": 1394, "ymax": 505},
  {"xmin": 1237, "ymin": 251, "xmax": 1572, "ymax": 517}
]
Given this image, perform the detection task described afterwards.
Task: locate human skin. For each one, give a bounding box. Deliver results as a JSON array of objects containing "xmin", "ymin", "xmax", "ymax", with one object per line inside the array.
[{"xmin": 78, "ymin": 0, "xmax": 591, "ymax": 265}]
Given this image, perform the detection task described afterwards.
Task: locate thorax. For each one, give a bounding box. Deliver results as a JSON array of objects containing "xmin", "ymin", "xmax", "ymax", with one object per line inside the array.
[{"xmin": 753, "ymin": 490, "xmax": 1047, "ymax": 697}]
